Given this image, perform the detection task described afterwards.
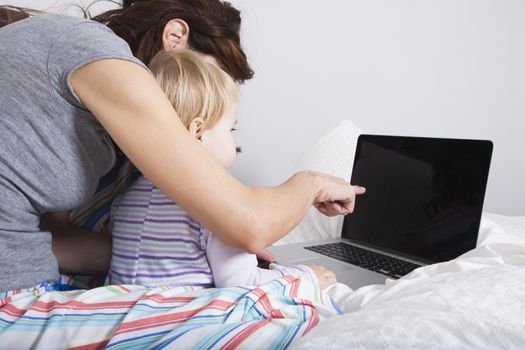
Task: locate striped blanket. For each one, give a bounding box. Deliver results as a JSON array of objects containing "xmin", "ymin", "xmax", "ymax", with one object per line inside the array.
[
  {"xmin": 1, "ymin": 157, "xmax": 342, "ymax": 348},
  {"xmin": 0, "ymin": 276, "xmax": 342, "ymax": 349}
]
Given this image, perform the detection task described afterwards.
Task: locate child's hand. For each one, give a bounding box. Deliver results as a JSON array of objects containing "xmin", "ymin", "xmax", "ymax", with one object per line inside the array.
[{"xmin": 306, "ymin": 264, "xmax": 337, "ymax": 289}]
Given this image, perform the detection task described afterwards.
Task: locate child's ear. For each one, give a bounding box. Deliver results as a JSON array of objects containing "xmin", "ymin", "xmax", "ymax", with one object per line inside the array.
[{"xmin": 189, "ymin": 118, "xmax": 205, "ymax": 141}]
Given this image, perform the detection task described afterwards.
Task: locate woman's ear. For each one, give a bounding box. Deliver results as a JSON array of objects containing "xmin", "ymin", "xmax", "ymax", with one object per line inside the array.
[
  {"xmin": 188, "ymin": 118, "xmax": 205, "ymax": 141},
  {"xmin": 162, "ymin": 19, "xmax": 190, "ymax": 50}
]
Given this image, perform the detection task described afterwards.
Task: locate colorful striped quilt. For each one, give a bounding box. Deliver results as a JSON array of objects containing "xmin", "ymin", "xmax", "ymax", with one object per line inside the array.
[
  {"xmin": 0, "ymin": 276, "xmax": 342, "ymax": 349},
  {"xmin": 1, "ymin": 157, "xmax": 342, "ymax": 348}
]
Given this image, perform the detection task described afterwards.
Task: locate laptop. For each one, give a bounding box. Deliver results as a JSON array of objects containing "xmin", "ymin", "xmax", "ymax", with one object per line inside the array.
[{"xmin": 268, "ymin": 134, "xmax": 493, "ymax": 289}]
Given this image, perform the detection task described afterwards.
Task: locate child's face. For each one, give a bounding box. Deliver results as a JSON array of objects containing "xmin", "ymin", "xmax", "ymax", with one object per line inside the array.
[{"xmin": 200, "ymin": 104, "xmax": 238, "ymax": 168}]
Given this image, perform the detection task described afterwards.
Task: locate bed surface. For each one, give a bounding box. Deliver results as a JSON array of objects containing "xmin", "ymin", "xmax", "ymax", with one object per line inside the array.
[{"xmin": 293, "ymin": 213, "xmax": 525, "ymax": 349}]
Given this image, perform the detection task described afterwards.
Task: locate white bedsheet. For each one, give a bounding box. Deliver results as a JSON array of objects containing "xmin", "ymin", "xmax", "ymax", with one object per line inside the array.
[{"xmin": 293, "ymin": 213, "xmax": 525, "ymax": 349}]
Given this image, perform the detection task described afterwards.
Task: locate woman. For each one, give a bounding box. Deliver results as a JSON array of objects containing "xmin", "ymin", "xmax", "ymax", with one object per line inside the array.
[{"xmin": 0, "ymin": 0, "xmax": 364, "ymax": 294}]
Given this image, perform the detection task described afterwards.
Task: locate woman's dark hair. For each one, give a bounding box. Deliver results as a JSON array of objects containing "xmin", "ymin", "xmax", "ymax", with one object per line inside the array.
[
  {"xmin": 0, "ymin": 5, "xmax": 37, "ymax": 27},
  {"xmin": 0, "ymin": 0, "xmax": 254, "ymax": 83}
]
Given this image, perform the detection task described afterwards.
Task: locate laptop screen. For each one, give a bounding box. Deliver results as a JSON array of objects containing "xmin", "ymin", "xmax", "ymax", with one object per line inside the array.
[{"xmin": 342, "ymin": 135, "xmax": 493, "ymax": 264}]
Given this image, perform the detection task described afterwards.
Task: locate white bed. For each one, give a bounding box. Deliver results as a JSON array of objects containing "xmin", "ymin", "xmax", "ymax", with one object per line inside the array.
[
  {"xmin": 278, "ymin": 121, "xmax": 525, "ymax": 349},
  {"xmin": 293, "ymin": 213, "xmax": 525, "ymax": 349}
]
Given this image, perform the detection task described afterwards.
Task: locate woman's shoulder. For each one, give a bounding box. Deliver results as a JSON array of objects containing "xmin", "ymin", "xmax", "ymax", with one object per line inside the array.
[
  {"xmin": 4, "ymin": 12, "xmax": 122, "ymax": 51},
  {"xmin": 6, "ymin": 12, "xmax": 102, "ymax": 34},
  {"xmin": 2, "ymin": 12, "xmax": 121, "ymax": 58}
]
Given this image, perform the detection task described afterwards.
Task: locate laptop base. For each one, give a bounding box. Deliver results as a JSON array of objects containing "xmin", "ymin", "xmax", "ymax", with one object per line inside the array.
[{"xmin": 268, "ymin": 238, "xmax": 389, "ymax": 289}]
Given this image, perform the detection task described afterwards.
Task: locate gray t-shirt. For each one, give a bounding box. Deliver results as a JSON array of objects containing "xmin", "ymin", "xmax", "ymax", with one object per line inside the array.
[{"xmin": 0, "ymin": 13, "xmax": 147, "ymax": 292}]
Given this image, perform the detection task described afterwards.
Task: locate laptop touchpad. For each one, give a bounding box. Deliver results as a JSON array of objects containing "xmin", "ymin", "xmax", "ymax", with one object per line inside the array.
[{"xmin": 288, "ymin": 257, "xmax": 356, "ymax": 272}]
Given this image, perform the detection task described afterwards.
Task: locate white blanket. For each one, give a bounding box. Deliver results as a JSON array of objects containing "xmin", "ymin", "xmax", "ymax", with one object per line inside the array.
[{"xmin": 293, "ymin": 213, "xmax": 525, "ymax": 349}]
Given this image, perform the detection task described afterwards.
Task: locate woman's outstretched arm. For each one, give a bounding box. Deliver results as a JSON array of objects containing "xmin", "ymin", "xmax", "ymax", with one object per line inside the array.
[{"xmin": 70, "ymin": 59, "xmax": 364, "ymax": 253}]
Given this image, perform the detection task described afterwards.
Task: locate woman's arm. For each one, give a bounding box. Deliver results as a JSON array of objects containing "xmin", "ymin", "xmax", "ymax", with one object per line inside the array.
[
  {"xmin": 70, "ymin": 59, "xmax": 364, "ymax": 253},
  {"xmin": 41, "ymin": 212, "xmax": 112, "ymax": 275}
]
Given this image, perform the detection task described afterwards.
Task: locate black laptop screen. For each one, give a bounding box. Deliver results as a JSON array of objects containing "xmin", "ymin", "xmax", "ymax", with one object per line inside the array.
[{"xmin": 342, "ymin": 135, "xmax": 493, "ymax": 264}]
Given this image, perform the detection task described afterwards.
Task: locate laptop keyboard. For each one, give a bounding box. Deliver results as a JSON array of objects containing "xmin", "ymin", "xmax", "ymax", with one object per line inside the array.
[{"xmin": 304, "ymin": 242, "xmax": 421, "ymax": 279}]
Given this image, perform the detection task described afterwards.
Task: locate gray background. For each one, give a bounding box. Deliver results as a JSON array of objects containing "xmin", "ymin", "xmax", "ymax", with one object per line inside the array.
[{"xmin": 4, "ymin": 0, "xmax": 524, "ymax": 215}]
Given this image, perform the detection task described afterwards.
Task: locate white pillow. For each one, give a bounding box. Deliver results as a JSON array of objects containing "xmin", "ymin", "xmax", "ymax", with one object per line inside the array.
[
  {"xmin": 276, "ymin": 121, "xmax": 511, "ymax": 247},
  {"xmin": 276, "ymin": 120, "xmax": 364, "ymax": 245}
]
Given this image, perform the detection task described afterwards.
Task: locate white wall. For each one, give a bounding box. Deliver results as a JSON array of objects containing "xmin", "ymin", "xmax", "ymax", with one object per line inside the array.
[
  {"xmin": 4, "ymin": 0, "xmax": 525, "ymax": 215},
  {"xmin": 229, "ymin": 0, "xmax": 525, "ymax": 216}
]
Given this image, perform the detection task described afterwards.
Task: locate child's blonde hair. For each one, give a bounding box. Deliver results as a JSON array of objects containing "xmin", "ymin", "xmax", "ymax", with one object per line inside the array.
[{"xmin": 149, "ymin": 49, "xmax": 238, "ymax": 130}]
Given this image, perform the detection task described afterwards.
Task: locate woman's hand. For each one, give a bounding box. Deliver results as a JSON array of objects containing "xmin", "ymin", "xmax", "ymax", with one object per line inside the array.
[
  {"xmin": 256, "ymin": 249, "xmax": 275, "ymax": 269},
  {"xmin": 310, "ymin": 171, "xmax": 366, "ymax": 216}
]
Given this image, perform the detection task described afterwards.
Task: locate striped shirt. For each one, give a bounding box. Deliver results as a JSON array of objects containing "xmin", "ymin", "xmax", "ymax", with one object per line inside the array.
[
  {"xmin": 107, "ymin": 175, "xmax": 318, "ymax": 289},
  {"xmin": 107, "ymin": 176, "xmax": 213, "ymax": 288}
]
